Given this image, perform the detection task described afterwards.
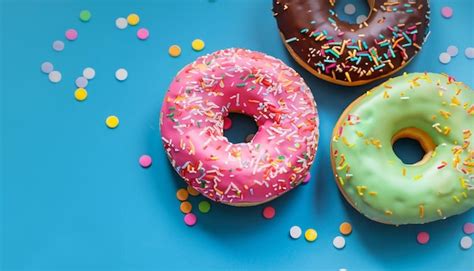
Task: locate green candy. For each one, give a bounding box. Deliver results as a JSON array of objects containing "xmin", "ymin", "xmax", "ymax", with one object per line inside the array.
[
  {"xmin": 79, "ymin": 10, "xmax": 91, "ymax": 22},
  {"xmin": 331, "ymin": 73, "xmax": 474, "ymax": 225}
]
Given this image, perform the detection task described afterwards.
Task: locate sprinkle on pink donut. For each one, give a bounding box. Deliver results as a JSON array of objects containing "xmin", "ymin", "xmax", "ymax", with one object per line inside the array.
[{"xmin": 160, "ymin": 48, "xmax": 319, "ymax": 205}]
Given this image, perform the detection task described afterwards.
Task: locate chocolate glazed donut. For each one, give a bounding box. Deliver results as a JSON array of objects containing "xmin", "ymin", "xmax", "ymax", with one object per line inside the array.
[{"xmin": 272, "ymin": 0, "xmax": 430, "ymax": 86}]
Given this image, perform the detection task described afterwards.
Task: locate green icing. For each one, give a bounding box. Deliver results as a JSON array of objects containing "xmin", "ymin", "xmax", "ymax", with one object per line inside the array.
[{"xmin": 331, "ymin": 73, "xmax": 474, "ymax": 225}]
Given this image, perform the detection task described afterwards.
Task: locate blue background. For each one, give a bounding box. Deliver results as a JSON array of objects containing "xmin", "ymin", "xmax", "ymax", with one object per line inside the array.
[{"xmin": 1, "ymin": 0, "xmax": 473, "ymax": 270}]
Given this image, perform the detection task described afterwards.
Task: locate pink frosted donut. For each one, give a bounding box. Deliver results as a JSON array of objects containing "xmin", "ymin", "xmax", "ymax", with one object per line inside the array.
[{"xmin": 160, "ymin": 48, "xmax": 319, "ymax": 206}]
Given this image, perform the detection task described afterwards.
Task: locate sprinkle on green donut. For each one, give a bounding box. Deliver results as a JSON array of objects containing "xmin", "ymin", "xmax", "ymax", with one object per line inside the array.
[{"xmin": 331, "ymin": 73, "xmax": 474, "ymax": 225}]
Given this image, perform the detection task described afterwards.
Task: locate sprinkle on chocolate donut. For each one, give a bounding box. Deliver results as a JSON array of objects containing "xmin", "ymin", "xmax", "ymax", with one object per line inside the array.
[
  {"xmin": 160, "ymin": 48, "xmax": 319, "ymax": 206},
  {"xmin": 273, "ymin": 0, "xmax": 431, "ymax": 86}
]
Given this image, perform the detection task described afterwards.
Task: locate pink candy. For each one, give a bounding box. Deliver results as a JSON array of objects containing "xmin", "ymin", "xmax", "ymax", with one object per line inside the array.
[
  {"xmin": 417, "ymin": 231, "xmax": 430, "ymax": 244},
  {"xmin": 137, "ymin": 28, "xmax": 149, "ymax": 40},
  {"xmin": 223, "ymin": 117, "xmax": 232, "ymax": 130},
  {"xmin": 65, "ymin": 29, "xmax": 78, "ymax": 41},
  {"xmin": 302, "ymin": 172, "xmax": 311, "ymax": 184},
  {"xmin": 464, "ymin": 222, "xmax": 474, "ymax": 235},
  {"xmin": 441, "ymin": 7, "xmax": 453, "ymax": 19},
  {"xmin": 262, "ymin": 206, "xmax": 276, "ymax": 219},
  {"xmin": 184, "ymin": 213, "xmax": 197, "ymax": 226},
  {"xmin": 139, "ymin": 154, "xmax": 152, "ymax": 168}
]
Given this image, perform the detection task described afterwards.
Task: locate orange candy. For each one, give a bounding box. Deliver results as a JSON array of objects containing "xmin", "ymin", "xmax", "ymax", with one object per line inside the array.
[
  {"xmin": 187, "ymin": 185, "xmax": 200, "ymax": 196},
  {"xmin": 176, "ymin": 188, "xmax": 189, "ymax": 201},
  {"xmin": 339, "ymin": 222, "xmax": 352, "ymax": 235},
  {"xmin": 180, "ymin": 201, "xmax": 192, "ymax": 213}
]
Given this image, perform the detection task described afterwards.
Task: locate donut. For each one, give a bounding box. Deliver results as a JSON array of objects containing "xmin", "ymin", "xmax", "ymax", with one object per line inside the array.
[
  {"xmin": 272, "ymin": 0, "xmax": 430, "ymax": 86},
  {"xmin": 160, "ymin": 48, "xmax": 319, "ymax": 206},
  {"xmin": 331, "ymin": 73, "xmax": 474, "ymax": 225}
]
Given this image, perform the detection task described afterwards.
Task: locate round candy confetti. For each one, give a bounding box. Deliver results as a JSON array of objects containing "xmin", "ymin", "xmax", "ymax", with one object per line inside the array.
[
  {"xmin": 439, "ymin": 52, "xmax": 451, "ymax": 64},
  {"xmin": 184, "ymin": 213, "xmax": 197, "ymax": 226},
  {"xmin": 305, "ymin": 229, "xmax": 318, "ymax": 242},
  {"xmin": 48, "ymin": 71, "xmax": 62, "ymax": 83},
  {"xmin": 52, "ymin": 40, "xmax": 64, "ymax": 51},
  {"xmin": 75, "ymin": 76, "xmax": 88, "ymax": 88},
  {"xmin": 441, "ymin": 6, "xmax": 453, "ymax": 18},
  {"xmin": 138, "ymin": 154, "xmax": 152, "ymax": 168},
  {"xmin": 137, "ymin": 28, "xmax": 149, "ymax": 40},
  {"xmin": 169, "ymin": 45, "xmax": 181, "ymax": 57},
  {"xmin": 79, "ymin": 10, "xmax": 91, "ymax": 22},
  {"xmin": 289, "ymin": 226, "xmax": 302, "ymax": 239},
  {"xmin": 115, "ymin": 17, "xmax": 128, "ymax": 29},
  {"xmin": 74, "ymin": 88, "xmax": 88, "ymax": 101},
  {"xmin": 339, "ymin": 222, "xmax": 352, "ymax": 235},
  {"xmin": 302, "ymin": 173, "xmax": 311, "ymax": 184},
  {"xmin": 180, "ymin": 201, "xmax": 192, "ymax": 214},
  {"xmin": 356, "ymin": 15, "xmax": 367, "ymax": 24},
  {"xmin": 198, "ymin": 201, "xmax": 211, "ymax": 213},
  {"xmin": 417, "ymin": 231, "xmax": 430, "ymax": 245},
  {"xmin": 176, "ymin": 188, "xmax": 189, "ymax": 201},
  {"xmin": 463, "ymin": 222, "xmax": 474, "ymax": 234},
  {"xmin": 465, "ymin": 47, "xmax": 474, "ymax": 59},
  {"xmin": 127, "ymin": 13, "xmax": 140, "ymax": 26},
  {"xmin": 41, "ymin": 62, "xmax": 54, "ymax": 74},
  {"xmin": 192, "ymin": 39, "xmax": 205, "ymax": 51},
  {"xmin": 262, "ymin": 206, "xmax": 275, "ymax": 219},
  {"xmin": 105, "ymin": 115, "xmax": 119, "ymax": 129},
  {"xmin": 447, "ymin": 45, "xmax": 458, "ymax": 57},
  {"xmin": 245, "ymin": 133, "xmax": 254, "ymax": 143},
  {"xmin": 83, "ymin": 67, "xmax": 95, "ymax": 80},
  {"xmin": 223, "ymin": 117, "xmax": 232, "ymax": 130},
  {"xmin": 460, "ymin": 236, "xmax": 472, "ymax": 250},
  {"xmin": 115, "ymin": 68, "xmax": 128, "ymax": 81},
  {"xmin": 344, "ymin": 4, "xmax": 356, "ymax": 15},
  {"xmin": 187, "ymin": 185, "xmax": 200, "ymax": 196},
  {"xmin": 65, "ymin": 29, "xmax": 78, "ymax": 41},
  {"xmin": 333, "ymin": 236, "xmax": 346, "ymax": 249}
]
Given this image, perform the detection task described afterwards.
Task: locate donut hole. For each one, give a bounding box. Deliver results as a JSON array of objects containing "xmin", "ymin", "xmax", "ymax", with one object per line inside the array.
[
  {"xmin": 333, "ymin": 0, "xmax": 371, "ymax": 24},
  {"xmin": 223, "ymin": 113, "xmax": 258, "ymax": 144},
  {"xmin": 391, "ymin": 128, "xmax": 436, "ymax": 165}
]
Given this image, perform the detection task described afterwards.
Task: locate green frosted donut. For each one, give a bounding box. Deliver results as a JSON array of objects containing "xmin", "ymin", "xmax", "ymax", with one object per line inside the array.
[{"xmin": 331, "ymin": 73, "xmax": 474, "ymax": 225}]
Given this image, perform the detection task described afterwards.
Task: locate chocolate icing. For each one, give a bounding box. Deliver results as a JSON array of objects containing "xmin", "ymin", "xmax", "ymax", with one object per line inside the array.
[{"xmin": 273, "ymin": 0, "xmax": 430, "ymax": 85}]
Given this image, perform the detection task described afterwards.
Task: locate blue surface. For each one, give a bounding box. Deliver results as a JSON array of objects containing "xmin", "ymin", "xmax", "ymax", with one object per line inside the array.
[{"xmin": 1, "ymin": 0, "xmax": 473, "ymax": 270}]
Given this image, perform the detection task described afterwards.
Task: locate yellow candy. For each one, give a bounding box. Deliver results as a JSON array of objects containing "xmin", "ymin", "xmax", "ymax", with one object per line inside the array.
[
  {"xmin": 74, "ymin": 88, "xmax": 87, "ymax": 101},
  {"xmin": 305, "ymin": 228, "xmax": 318, "ymax": 242},
  {"xmin": 105, "ymin": 115, "xmax": 119, "ymax": 129},
  {"xmin": 127, "ymin": 13, "xmax": 140, "ymax": 26},
  {"xmin": 191, "ymin": 39, "xmax": 205, "ymax": 51},
  {"xmin": 168, "ymin": 45, "xmax": 181, "ymax": 57}
]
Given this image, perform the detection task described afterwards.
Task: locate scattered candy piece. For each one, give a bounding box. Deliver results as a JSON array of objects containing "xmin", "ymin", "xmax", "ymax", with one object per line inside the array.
[
  {"xmin": 180, "ymin": 201, "xmax": 193, "ymax": 214},
  {"xmin": 447, "ymin": 45, "xmax": 458, "ymax": 57},
  {"xmin": 83, "ymin": 67, "xmax": 96, "ymax": 80},
  {"xmin": 305, "ymin": 228, "xmax": 318, "ymax": 242},
  {"xmin": 441, "ymin": 6, "xmax": 453, "ymax": 18},
  {"xmin": 41, "ymin": 62, "xmax": 54, "ymax": 74},
  {"xmin": 439, "ymin": 52, "xmax": 451, "ymax": 64},
  {"xmin": 463, "ymin": 222, "xmax": 474, "ymax": 234},
  {"xmin": 105, "ymin": 115, "xmax": 119, "ymax": 129},
  {"xmin": 74, "ymin": 88, "xmax": 88, "ymax": 101},
  {"xmin": 176, "ymin": 188, "xmax": 189, "ymax": 201},
  {"xmin": 302, "ymin": 173, "xmax": 311, "ymax": 184},
  {"xmin": 168, "ymin": 45, "xmax": 181, "ymax": 57},
  {"xmin": 198, "ymin": 201, "xmax": 211, "ymax": 213},
  {"xmin": 191, "ymin": 39, "xmax": 205, "ymax": 51},
  {"xmin": 79, "ymin": 10, "xmax": 91, "ymax": 22},
  {"xmin": 48, "ymin": 71, "xmax": 62, "ymax": 83},
  {"xmin": 115, "ymin": 17, "xmax": 128, "ymax": 29},
  {"xmin": 75, "ymin": 76, "xmax": 88, "ymax": 88},
  {"xmin": 333, "ymin": 236, "xmax": 346, "ymax": 249},
  {"xmin": 460, "ymin": 236, "xmax": 472, "ymax": 250},
  {"xmin": 137, "ymin": 28, "xmax": 149, "ymax": 40},
  {"xmin": 356, "ymin": 15, "xmax": 367, "ymax": 24},
  {"xmin": 223, "ymin": 117, "xmax": 232, "ymax": 130},
  {"xmin": 262, "ymin": 206, "xmax": 275, "ymax": 219},
  {"xmin": 187, "ymin": 185, "xmax": 200, "ymax": 196},
  {"xmin": 115, "ymin": 68, "xmax": 128, "ymax": 81},
  {"xmin": 184, "ymin": 213, "xmax": 197, "ymax": 226},
  {"xmin": 289, "ymin": 226, "xmax": 302, "ymax": 239},
  {"xmin": 417, "ymin": 231, "xmax": 430, "ymax": 245},
  {"xmin": 339, "ymin": 222, "xmax": 352, "ymax": 235},
  {"xmin": 52, "ymin": 40, "xmax": 65, "ymax": 51},
  {"xmin": 344, "ymin": 4, "xmax": 356, "ymax": 15},
  {"xmin": 65, "ymin": 29, "xmax": 78, "ymax": 41},
  {"xmin": 127, "ymin": 13, "xmax": 140, "ymax": 26},
  {"xmin": 138, "ymin": 154, "xmax": 152, "ymax": 168},
  {"xmin": 465, "ymin": 47, "xmax": 474, "ymax": 59},
  {"xmin": 245, "ymin": 133, "xmax": 254, "ymax": 143}
]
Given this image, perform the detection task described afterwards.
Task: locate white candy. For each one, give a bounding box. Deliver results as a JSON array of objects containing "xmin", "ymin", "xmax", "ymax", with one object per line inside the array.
[
  {"xmin": 356, "ymin": 15, "xmax": 367, "ymax": 24},
  {"xmin": 83, "ymin": 67, "xmax": 96, "ymax": 80},
  {"xmin": 344, "ymin": 4, "xmax": 356, "ymax": 15},
  {"xmin": 48, "ymin": 71, "xmax": 62, "ymax": 83},
  {"xmin": 460, "ymin": 236, "xmax": 472, "ymax": 250},
  {"xmin": 289, "ymin": 226, "xmax": 302, "ymax": 239},
  {"xmin": 115, "ymin": 68, "xmax": 128, "ymax": 81},
  {"xmin": 446, "ymin": 45, "xmax": 458, "ymax": 57},
  {"xmin": 465, "ymin": 47, "xmax": 474, "ymax": 59},
  {"xmin": 115, "ymin": 17, "xmax": 128, "ymax": 29},
  {"xmin": 333, "ymin": 236, "xmax": 346, "ymax": 249},
  {"xmin": 439, "ymin": 52, "xmax": 451, "ymax": 64}
]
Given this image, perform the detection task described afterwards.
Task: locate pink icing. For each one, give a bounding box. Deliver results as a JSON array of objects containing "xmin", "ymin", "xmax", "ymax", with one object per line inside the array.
[{"xmin": 160, "ymin": 48, "xmax": 319, "ymax": 205}]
